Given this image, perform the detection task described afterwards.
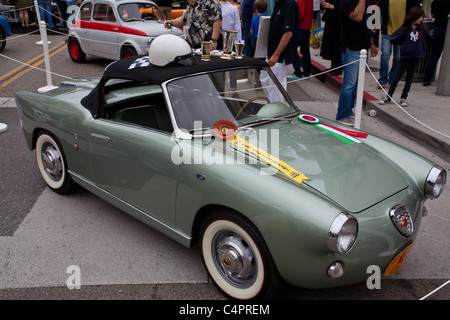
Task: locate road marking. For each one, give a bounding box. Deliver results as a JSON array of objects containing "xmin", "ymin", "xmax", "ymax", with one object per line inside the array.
[{"xmin": 0, "ymin": 41, "xmax": 66, "ymax": 89}]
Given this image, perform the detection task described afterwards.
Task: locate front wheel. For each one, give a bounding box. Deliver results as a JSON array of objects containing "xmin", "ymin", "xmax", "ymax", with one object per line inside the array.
[
  {"xmin": 35, "ymin": 132, "xmax": 74, "ymax": 194},
  {"xmin": 200, "ymin": 210, "xmax": 278, "ymax": 299}
]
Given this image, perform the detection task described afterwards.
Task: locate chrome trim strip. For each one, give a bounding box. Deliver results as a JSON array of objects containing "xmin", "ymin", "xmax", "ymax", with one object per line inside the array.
[{"xmin": 68, "ymin": 171, "xmax": 192, "ymax": 241}]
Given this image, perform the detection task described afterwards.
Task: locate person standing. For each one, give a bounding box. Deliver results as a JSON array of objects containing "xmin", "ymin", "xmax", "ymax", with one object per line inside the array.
[
  {"xmin": 261, "ymin": 0, "xmax": 299, "ymax": 102},
  {"xmin": 290, "ymin": 0, "xmax": 313, "ymax": 79},
  {"xmin": 16, "ymin": 0, "xmax": 30, "ymax": 28},
  {"xmin": 37, "ymin": 0, "xmax": 56, "ymax": 29},
  {"xmin": 423, "ymin": 0, "xmax": 450, "ymax": 86},
  {"xmin": 221, "ymin": 0, "xmax": 242, "ymax": 42},
  {"xmin": 164, "ymin": 0, "xmax": 222, "ymax": 50},
  {"xmin": 241, "ymin": 0, "xmax": 256, "ymax": 56},
  {"xmin": 156, "ymin": 0, "xmax": 173, "ymax": 20},
  {"xmin": 251, "ymin": 0, "xmax": 268, "ymax": 41},
  {"xmin": 379, "ymin": 7, "xmax": 430, "ymax": 106},
  {"xmin": 336, "ymin": 0, "xmax": 377, "ymax": 126},
  {"xmin": 378, "ymin": 0, "xmax": 420, "ymax": 88},
  {"xmin": 320, "ymin": 0, "xmax": 342, "ymax": 75}
]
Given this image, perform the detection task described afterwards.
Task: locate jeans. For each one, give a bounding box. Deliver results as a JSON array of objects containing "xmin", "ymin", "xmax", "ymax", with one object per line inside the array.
[
  {"xmin": 423, "ymin": 27, "xmax": 446, "ymax": 83},
  {"xmin": 37, "ymin": 0, "xmax": 55, "ymax": 29},
  {"xmin": 388, "ymin": 58, "xmax": 420, "ymax": 100},
  {"xmin": 336, "ymin": 50, "xmax": 360, "ymax": 121},
  {"xmin": 379, "ymin": 34, "xmax": 400, "ymax": 85},
  {"xmin": 292, "ymin": 29, "xmax": 312, "ymax": 77},
  {"xmin": 242, "ymin": 29, "xmax": 254, "ymax": 57}
]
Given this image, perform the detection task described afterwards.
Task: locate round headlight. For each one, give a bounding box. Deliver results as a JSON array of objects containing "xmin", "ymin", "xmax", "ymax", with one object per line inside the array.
[
  {"xmin": 425, "ymin": 166, "xmax": 447, "ymax": 199},
  {"xmin": 328, "ymin": 212, "xmax": 358, "ymax": 255}
]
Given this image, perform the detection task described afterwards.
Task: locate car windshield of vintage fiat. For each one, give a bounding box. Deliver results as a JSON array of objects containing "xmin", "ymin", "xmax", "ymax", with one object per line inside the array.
[
  {"xmin": 118, "ymin": 2, "xmax": 164, "ymax": 22},
  {"xmin": 166, "ymin": 67, "xmax": 299, "ymax": 133}
]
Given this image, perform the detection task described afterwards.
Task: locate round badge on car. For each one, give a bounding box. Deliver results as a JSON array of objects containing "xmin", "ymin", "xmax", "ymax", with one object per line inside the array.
[{"xmin": 389, "ymin": 205, "xmax": 413, "ymax": 237}]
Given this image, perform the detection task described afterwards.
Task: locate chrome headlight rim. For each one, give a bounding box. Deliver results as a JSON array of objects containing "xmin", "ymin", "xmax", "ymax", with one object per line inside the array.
[
  {"xmin": 327, "ymin": 212, "xmax": 358, "ymax": 255},
  {"xmin": 425, "ymin": 166, "xmax": 447, "ymax": 199}
]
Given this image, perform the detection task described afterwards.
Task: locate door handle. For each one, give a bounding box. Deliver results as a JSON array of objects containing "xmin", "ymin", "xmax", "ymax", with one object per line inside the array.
[{"xmin": 90, "ymin": 133, "xmax": 111, "ymax": 142}]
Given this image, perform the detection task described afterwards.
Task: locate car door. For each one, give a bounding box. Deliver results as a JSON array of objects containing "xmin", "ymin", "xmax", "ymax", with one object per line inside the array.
[
  {"xmin": 87, "ymin": 112, "xmax": 180, "ymax": 227},
  {"xmin": 90, "ymin": 2, "xmax": 119, "ymax": 58}
]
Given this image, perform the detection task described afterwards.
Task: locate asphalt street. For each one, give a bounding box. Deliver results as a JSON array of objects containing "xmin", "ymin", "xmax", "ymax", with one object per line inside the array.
[{"xmin": 0, "ymin": 29, "xmax": 449, "ymax": 303}]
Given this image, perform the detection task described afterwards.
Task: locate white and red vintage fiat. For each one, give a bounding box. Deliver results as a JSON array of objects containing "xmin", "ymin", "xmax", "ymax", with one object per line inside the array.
[{"xmin": 67, "ymin": 0, "xmax": 185, "ymax": 62}]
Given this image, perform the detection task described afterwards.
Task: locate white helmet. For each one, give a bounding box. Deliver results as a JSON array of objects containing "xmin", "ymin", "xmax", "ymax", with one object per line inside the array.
[{"xmin": 148, "ymin": 34, "xmax": 192, "ymax": 67}]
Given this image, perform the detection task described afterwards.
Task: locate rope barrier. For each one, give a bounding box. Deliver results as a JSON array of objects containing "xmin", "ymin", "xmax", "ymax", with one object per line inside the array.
[
  {"xmin": 1, "ymin": 4, "xmax": 448, "ymax": 141},
  {"xmin": 365, "ymin": 61, "xmax": 450, "ymax": 139}
]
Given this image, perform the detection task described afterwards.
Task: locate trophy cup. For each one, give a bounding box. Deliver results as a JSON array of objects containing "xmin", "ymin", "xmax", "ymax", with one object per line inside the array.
[
  {"xmin": 221, "ymin": 30, "xmax": 237, "ymax": 59},
  {"xmin": 201, "ymin": 41, "xmax": 211, "ymax": 61},
  {"xmin": 235, "ymin": 42, "xmax": 244, "ymax": 59}
]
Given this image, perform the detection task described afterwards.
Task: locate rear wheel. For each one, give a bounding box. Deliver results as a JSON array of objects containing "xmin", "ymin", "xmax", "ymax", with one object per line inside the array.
[
  {"xmin": 35, "ymin": 132, "xmax": 73, "ymax": 194},
  {"xmin": 68, "ymin": 38, "xmax": 86, "ymax": 63},
  {"xmin": 200, "ymin": 210, "xmax": 279, "ymax": 299},
  {"xmin": 122, "ymin": 46, "xmax": 137, "ymax": 59}
]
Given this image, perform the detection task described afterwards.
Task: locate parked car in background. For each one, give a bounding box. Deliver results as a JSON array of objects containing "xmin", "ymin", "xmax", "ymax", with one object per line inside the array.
[
  {"xmin": 67, "ymin": 0, "xmax": 184, "ymax": 62},
  {"xmin": 15, "ymin": 35, "xmax": 447, "ymax": 299},
  {"xmin": 0, "ymin": 14, "xmax": 11, "ymax": 53}
]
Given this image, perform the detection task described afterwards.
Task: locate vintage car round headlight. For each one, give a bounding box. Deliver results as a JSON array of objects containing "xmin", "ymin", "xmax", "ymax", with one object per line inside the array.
[
  {"xmin": 328, "ymin": 212, "xmax": 358, "ymax": 255},
  {"xmin": 425, "ymin": 166, "xmax": 447, "ymax": 199}
]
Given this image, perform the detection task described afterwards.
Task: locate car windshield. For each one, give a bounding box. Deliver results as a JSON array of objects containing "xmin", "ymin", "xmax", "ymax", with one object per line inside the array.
[
  {"xmin": 118, "ymin": 2, "xmax": 164, "ymax": 22},
  {"xmin": 166, "ymin": 67, "xmax": 299, "ymax": 133}
]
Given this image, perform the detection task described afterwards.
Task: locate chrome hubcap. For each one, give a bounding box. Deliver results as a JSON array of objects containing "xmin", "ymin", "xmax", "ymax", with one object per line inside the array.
[
  {"xmin": 41, "ymin": 142, "xmax": 62, "ymax": 181},
  {"xmin": 213, "ymin": 231, "xmax": 257, "ymax": 288}
]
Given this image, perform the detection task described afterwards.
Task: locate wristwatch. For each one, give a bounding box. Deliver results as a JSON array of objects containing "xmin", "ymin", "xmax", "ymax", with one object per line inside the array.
[{"xmin": 211, "ymin": 38, "xmax": 218, "ymax": 43}]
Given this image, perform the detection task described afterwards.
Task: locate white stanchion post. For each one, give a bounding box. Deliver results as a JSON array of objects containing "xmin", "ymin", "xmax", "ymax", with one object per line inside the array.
[
  {"xmin": 37, "ymin": 20, "xmax": 57, "ymax": 93},
  {"xmin": 34, "ymin": 0, "xmax": 50, "ymax": 45},
  {"xmin": 354, "ymin": 49, "xmax": 367, "ymax": 129}
]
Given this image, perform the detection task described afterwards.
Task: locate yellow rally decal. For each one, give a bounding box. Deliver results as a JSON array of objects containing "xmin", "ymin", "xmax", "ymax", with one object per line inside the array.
[{"xmin": 230, "ymin": 135, "xmax": 310, "ymax": 184}]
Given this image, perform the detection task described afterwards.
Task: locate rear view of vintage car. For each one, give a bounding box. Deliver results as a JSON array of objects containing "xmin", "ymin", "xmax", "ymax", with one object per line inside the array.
[{"xmin": 15, "ymin": 35, "xmax": 446, "ymax": 299}]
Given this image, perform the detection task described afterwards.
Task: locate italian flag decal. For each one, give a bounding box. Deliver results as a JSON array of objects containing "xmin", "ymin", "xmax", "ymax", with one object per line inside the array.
[{"xmin": 298, "ymin": 114, "xmax": 368, "ymax": 145}]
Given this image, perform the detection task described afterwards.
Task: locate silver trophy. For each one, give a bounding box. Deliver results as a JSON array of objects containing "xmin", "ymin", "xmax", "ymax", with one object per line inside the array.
[
  {"xmin": 221, "ymin": 30, "xmax": 237, "ymax": 59},
  {"xmin": 235, "ymin": 42, "xmax": 244, "ymax": 59},
  {"xmin": 201, "ymin": 41, "xmax": 211, "ymax": 61}
]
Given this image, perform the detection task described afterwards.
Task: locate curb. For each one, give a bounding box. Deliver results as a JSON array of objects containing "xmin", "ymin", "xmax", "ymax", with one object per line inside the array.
[{"xmin": 310, "ymin": 58, "xmax": 450, "ymax": 159}]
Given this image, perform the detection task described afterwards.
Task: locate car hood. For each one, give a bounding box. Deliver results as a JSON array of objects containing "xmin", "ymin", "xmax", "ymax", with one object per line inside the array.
[
  {"xmin": 229, "ymin": 119, "xmax": 408, "ymax": 213},
  {"xmin": 124, "ymin": 21, "xmax": 184, "ymax": 37}
]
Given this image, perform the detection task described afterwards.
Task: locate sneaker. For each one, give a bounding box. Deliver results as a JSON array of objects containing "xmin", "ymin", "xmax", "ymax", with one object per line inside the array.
[
  {"xmin": 400, "ymin": 98, "xmax": 408, "ymax": 107},
  {"xmin": 287, "ymin": 74, "xmax": 302, "ymax": 79},
  {"xmin": 377, "ymin": 82, "xmax": 387, "ymax": 90},
  {"xmin": 337, "ymin": 118, "xmax": 354, "ymax": 126},
  {"xmin": 378, "ymin": 97, "xmax": 391, "ymax": 105}
]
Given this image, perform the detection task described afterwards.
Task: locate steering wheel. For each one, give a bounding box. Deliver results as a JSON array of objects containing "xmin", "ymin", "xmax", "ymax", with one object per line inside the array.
[{"xmin": 234, "ymin": 96, "xmax": 270, "ymax": 120}]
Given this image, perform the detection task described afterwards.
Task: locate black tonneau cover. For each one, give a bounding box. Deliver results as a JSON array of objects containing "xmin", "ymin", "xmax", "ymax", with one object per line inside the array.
[{"xmin": 81, "ymin": 54, "xmax": 268, "ymax": 118}]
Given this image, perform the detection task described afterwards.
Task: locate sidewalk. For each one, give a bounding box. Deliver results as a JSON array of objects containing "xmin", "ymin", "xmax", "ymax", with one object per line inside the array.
[{"xmin": 307, "ymin": 46, "xmax": 450, "ymax": 159}]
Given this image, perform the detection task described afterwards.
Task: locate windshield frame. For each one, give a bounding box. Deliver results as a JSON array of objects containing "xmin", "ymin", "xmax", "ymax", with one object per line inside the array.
[{"xmin": 162, "ymin": 65, "xmax": 301, "ymax": 140}]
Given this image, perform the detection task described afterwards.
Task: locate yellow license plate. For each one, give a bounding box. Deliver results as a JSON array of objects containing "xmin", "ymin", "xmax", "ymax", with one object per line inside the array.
[{"xmin": 384, "ymin": 243, "xmax": 415, "ymax": 276}]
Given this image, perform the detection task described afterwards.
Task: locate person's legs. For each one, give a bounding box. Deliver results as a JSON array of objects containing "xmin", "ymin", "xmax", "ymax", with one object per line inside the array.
[
  {"xmin": 336, "ymin": 50, "xmax": 359, "ymax": 120},
  {"xmin": 401, "ymin": 59, "xmax": 420, "ymax": 99},
  {"xmin": 387, "ymin": 59, "xmax": 408, "ymax": 98},
  {"xmin": 388, "ymin": 44, "xmax": 400, "ymax": 83},
  {"xmin": 378, "ymin": 35, "xmax": 392, "ymax": 85},
  {"xmin": 424, "ymin": 27, "xmax": 445, "ymax": 84},
  {"xmin": 292, "ymin": 30, "xmax": 303, "ymax": 77},
  {"xmin": 298, "ymin": 29, "xmax": 311, "ymax": 76},
  {"xmin": 242, "ymin": 29, "xmax": 254, "ymax": 57}
]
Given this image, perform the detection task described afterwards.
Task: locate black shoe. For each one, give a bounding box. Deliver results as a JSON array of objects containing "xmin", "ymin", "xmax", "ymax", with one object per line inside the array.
[{"xmin": 423, "ymin": 81, "xmax": 431, "ymax": 86}]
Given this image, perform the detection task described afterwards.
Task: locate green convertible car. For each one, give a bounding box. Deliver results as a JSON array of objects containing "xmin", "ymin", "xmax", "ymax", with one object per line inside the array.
[{"xmin": 16, "ymin": 44, "xmax": 446, "ymax": 299}]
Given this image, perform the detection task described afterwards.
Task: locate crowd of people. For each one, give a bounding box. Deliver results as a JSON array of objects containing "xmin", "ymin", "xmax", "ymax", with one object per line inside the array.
[{"xmin": 7, "ymin": 0, "xmax": 449, "ymax": 126}]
